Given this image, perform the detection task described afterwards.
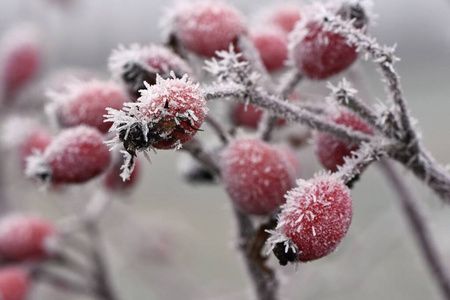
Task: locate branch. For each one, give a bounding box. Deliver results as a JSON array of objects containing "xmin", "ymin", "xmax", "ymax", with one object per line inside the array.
[
  {"xmin": 181, "ymin": 138, "xmax": 221, "ymax": 176},
  {"xmin": 204, "ymin": 114, "xmax": 231, "ymax": 144},
  {"xmin": 233, "ymin": 208, "xmax": 279, "ymax": 300},
  {"xmin": 379, "ymin": 159, "xmax": 450, "ymax": 300}
]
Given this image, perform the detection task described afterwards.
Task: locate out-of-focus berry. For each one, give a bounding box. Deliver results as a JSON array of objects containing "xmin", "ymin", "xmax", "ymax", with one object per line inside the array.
[
  {"xmin": 0, "ymin": 267, "xmax": 30, "ymax": 300},
  {"xmin": 250, "ymin": 26, "xmax": 288, "ymax": 72}
]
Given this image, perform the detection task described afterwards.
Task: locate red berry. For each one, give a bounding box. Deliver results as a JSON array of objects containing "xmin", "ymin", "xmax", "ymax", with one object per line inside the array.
[
  {"xmin": 315, "ymin": 111, "xmax": 373, "ymax": 172},
  {"xmin": 0, "ymin": 215, "xmax": 55, "ymax": 261},
  {"xmin": 0, "ymin": 25, "xmax": 41, "ymax": 101},
  {"xmin": 291, "ymin": 21, "xmax": 358, "ymax": 79},
  {"xmin": 172, "ymin": 1, "xmax": 247, "ymax": 57},
  {"xmin": 48, "ymin": 80, "xmax": 128, "ymax": 133},
  {"xmin": 108, "ymin": 44, "xmax": 193, "ymax": 99},
  {"xmin": 103, "ymin": 156, "xmax": 140, "ymax": 192},
  {"xmin": 0, "ymin": 267, "xmax": 29, "ymax": 300},
  {"xmin": 26, "ymin": 125, "xmax": 111, "ymax": 184},
  {"xmin": 250, "ymin": 26, "xmax": 288, "ymax": 72},
  {"xmin": 106, "ymin": 75, "xmax": 207, "ymax": 152},
  {"xmin": 275, "ymin": 174, "xmax": 352, "ymax": 262},
  {"xmin": 221, "ymin": 138, "xmax": 296, "ymax": 215},
  {"xmin": 264, "ymin": 3, "xmax": 302, "ymax": 33}
]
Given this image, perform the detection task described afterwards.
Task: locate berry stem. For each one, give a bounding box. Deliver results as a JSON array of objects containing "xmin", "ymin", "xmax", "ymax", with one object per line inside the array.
[
  {"xmin": 204, "ymin": 114, "xmax": 231, "ymax": 144},
  {"xmin": 233, "ymin": 208, "xmax": 279, "ymax": 300},
  {"xmin": 259, "ymin": 70, "xmax": 303, "ymax": 141},
  {"xmin": 379, "ymin": 159, "xmax": 450, "ymax": 300},
  {"xmin": 182, "ymin": 138, "xmax": 222, "ymax": 176}
]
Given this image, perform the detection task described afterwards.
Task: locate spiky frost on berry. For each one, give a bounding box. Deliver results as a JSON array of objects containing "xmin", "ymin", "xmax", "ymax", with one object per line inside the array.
[
  {"xmin": 268, "ymin": 173, "xmax": 352, "ymax": 262},
  {"xmin": 222, "ymin": 137, "xmax": 296, "ymax": 215},
  {"xmin": 46, "ymin": 79, "xmax": 127, "ymax": 133},
  {"xmin": 169, "ymin": 1, "xmax": 247, "ymax": 57},
  {"xmin": 105, "ymin": 74, "xmax": 207, "ymax": 179}
]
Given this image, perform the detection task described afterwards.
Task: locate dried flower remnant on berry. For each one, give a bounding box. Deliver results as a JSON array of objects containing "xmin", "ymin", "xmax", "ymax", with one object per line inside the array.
[
  {"xmin": 25, "ymin": 125, "xmax": 111, "ymax": 184},
  {"xmin": 267, "ymin": 174, "xmax": 352, "ymax": 263},
  {"xmin": 105, "ymin": 74, "xmax": 207, "ymax": 180},
  {"xmin": 47, "ymin": 80, "xmax": 128, "ymax": 133},
  {"xmin": 108, "ymin": 44, "xmax": 193, "ymax": 99},
  {"xmin": 169, "ymin": 1, "xmax": 247, "ymax": 57},
  {"xmin": 0, "ymin": 214, "xmax": 55, "ymax": 261},
  {"xmin": 222, "ymin": 138, "xmax": 296, "ymax": 215}
]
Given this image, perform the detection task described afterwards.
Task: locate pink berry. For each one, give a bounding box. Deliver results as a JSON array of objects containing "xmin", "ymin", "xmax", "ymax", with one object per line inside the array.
[
  {"xmin": 291, "ymin": 21, "xmax": 358, "ymax": 79},
  {"xmin": 48, "ymin": 80, "xmax": 128, "ymax": 133},
  {"xmin": 315, "ymin": 111, "xmax": 373, "ymax": 172},
  {"xmin": 26, "ymin": 125, "xmax": 111, "ymax": 184},
  {"xmin": 264, "ymin": 3, "xmax": 302, "ymax": 33},
  {"xmin": 275, "ymin": 174, "xmax": 352, "ymax": 262},
  {"xmin": 221, "ymin": 138, "xmax": 296, "ymax": 215},
  {"xmin": 106, "ymin": 75, "xmax": 207, "ymax": 152},
  {"xmin": 0, "ymin": 215, "xmax": 55, "ymax": 261},
  {"xmin": 0, "ymin": 267, "xmax": 29, "ymax": 300},
  {"xmin": 250, "ymin": 26, "xmax": 288, "ymax": 72},
  {"xmin": 103, "ymin": 157, "xmax": 140, "ymax": 192},
  {"xmin": 172, "ymin": 1, "xmax": 247, "ymax": 57},
  {"xmin": 0, "ymin": 25, "xmax": 41, "ymax": 101},
  {"xmin": 108, "ymin": 44, "xmax": 193, "ymax": 99}
]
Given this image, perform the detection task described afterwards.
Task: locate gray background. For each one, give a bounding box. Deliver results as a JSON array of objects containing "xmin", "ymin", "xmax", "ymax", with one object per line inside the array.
[{"xmin": 2, "ymin": 0, "xmax": 450, "ymax": 299}]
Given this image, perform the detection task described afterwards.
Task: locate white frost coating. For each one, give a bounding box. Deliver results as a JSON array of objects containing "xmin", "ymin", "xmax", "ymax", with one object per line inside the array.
[
  {"xmin": 24, "ymin": 149, "xmax": 51, "ymax": 186},
  {"xmin": 108, "ymin": 43, "xmax": 193, "ymax": 80},
  {"xmin": 0, "ymin": 116, "xmax": 41, "ymax": 149}
]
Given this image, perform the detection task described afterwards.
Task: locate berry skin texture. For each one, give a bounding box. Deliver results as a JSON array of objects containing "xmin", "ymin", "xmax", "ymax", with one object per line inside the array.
[
  {"xmin": 315, "ymin": 111, "xmax": 373, "ymax": 172},
  {"xmin": 48, "ymin": 80, "xmax": 128, "ymax": 133},
  {"xmin": 277, "ymin": 175, "xmax": 352, "ymax": 262},
  {"xmin": 108, "ymin": 44, "xmax": 193, "ymax": 99},
  {"xmin": 26, "ymin": 125, "xmax": 111, "ymax": 184},
  {"xmin": 0, "ymin": 215, "xmax": 55, "ymax": 261},
  {"xmin": 221, "ymin": 138, "xmax": 296, "ymax": 215},
  {"xmin": 0, "ymin": 267, "xmax": 30, "ymax": 300},
  {"xmin": 250, "ymin": 27, "xmax": 288, "ymax": 72},
  {"xmin": 291, "ymin": 21, "xmax": 358, "ymax": 79},
  {"xmin": 173, "ymin": 1, "xmax": 247, "ymax": 57}
]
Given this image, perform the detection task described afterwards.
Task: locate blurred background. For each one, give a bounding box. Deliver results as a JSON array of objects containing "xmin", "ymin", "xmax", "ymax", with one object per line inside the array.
[{"xmin": 1, "ymin": 0, "xmax": 450, "ymax": 299}]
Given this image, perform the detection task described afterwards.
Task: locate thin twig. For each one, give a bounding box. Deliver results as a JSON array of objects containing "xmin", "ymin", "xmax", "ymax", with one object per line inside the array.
[
  {"xmin": 233, "ymin": 208, "xmax": 279, "ymax": 300},
  {"xmin": 204, "ymin": 114, "xmax": 231, "ymax": 144},
  {"xmin": 379, "ymin": 159, "xmax": 450, "ymax": 300},
  {"xmin": 182, "ymin": 138, "xmax": 221, "ymax": 176}
]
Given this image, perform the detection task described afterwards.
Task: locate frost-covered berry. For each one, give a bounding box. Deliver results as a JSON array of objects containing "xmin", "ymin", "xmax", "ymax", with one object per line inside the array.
[
  {"xmin": 0, "ymin": 24, "xmax": 41, "ymax": 101},
  {"xmin": 262, "ymin": 3, "xmax": 302, "ymax": 33},
  {"xmin": 0, "ymin": 215, "xmax": 55, "ymax": 261},
  {"xmin": 103, "ymin": 156, "xmax": 140, "ymax": 192},
  {"xmin": 26, "ymin": 125, "xmax": 111, "ymax": 184},
  {"xmin": 47, "ymin": 80, "xmax": 127, "ymax": 133},
  {"xmin": 170, "ymin": 1, "xmax": 247, "ymax": 57},
  {"xmin": 250, "ymin": 26, "xmax": 288, "ymax": 72},
  {"xmin": 108, "ymin": 44, "xmax": 193, "ymax": 99},
  {"xmin": 0, "ymin": 267, "xmax": 30, "ymax": 300},
  {"xmin": 106, "ymin": 75, "xmax": 207, "ymax": 157},
  {"xmin": 315, "ymin": 111, "xmax": 373, "ymax": 172},
  {"xmin": 1, "ymin": 117, "xmax": 52, "ymax": 170},
  {"xmin": 222, "ymin": 138, "xmax": 296, "ymax": 215},
  {"xmin": 269, "ymin": 174, "xmax": 352, "ymax": 262},
  {"xmin": 291, "ymin": 21, "xmax": 358, "ymax": 79}
]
